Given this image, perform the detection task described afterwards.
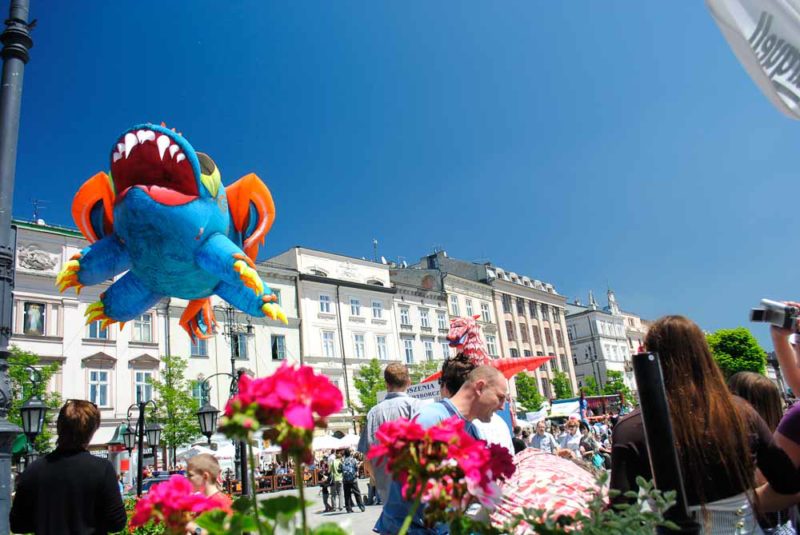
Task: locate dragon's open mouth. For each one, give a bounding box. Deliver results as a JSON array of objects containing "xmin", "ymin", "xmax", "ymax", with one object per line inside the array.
[{"xmin": 111, "ymin": 127, "xmax": 198, "ymax": 205}]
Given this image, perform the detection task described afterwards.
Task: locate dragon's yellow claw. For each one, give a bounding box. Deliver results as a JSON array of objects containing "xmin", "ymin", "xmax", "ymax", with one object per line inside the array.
[
  {"xmin": 262, "ymin": 303, "xmax": 288, "ymax": 325},
  {"xmin": 233, "ymin": 259, "xmax": 264, "ymax": 295},
  {"xmin": 84, "ymin": 300, "xmax": 118, "ymax": 328},
  {"xmin": 56, "ymin": 259, "xmax": 84, "ymax": 294}
]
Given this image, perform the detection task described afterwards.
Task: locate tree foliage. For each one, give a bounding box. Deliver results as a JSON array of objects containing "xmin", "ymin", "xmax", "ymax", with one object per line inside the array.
[
  {"xmin": 552, "ymin": 371, "xmax": 573, "ymax": 399},
  {"xmin": 8, "ymin": 346, "xmax": 62, "ymax": 452},
  {"xmin": 514, "ymin": 372, "xmax": 545, "ymax": 412},
  {"xmin": 354, "ymin": 358, "xmax": 384, "ymax": 414},
  {"xmin": 150, "ymin": 355, "xmax": 200, "ymax": 458},
  {"xmin": 408, "ymin": 360, "xmax": 441, "ymax": 384},
  {"xmin": 706, "ymin": 327, "xmax": 767, "ymax": 378},
  {"xmin": 602, "ymin": 370, "xmax": 634, "ymax": 405},
  {"xmin": 581, "ymin": 376, "xmax": 600, "ymax": 396}
]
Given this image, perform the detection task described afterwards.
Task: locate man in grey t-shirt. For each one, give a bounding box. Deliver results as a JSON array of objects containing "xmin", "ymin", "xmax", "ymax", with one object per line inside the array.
[
  {"xmin": 531, "ymin": 419, "xmax": 558, "ymax": 454},
  {"xmin": 357, "ymin": 363, "xmax": 419, "ymax": 503}
]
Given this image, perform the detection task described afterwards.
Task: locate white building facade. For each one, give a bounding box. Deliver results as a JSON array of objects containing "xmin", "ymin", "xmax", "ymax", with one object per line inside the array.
[
  {"xmin": 267, "ymin": 247, "xmax": 400, "ymax": 432},
  {"xmin": 10, "ymin": 220, "xmax": 300, "ymax": 461}
]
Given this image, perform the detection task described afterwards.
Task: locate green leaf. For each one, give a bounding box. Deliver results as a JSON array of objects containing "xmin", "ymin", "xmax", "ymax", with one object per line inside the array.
[
  {"xmin": 259, "ymin": 495, "xmax": 303, "ymax": 520},
  {"xmin": 195, "ymin": 510, "xmax": 229, "ymax": 532},
  {"xmin": 232, "ymin": 496, "xmax": 253, "ymax": 513},
  {"xmin": 311, "ymin": 524, "xmax": 350, "ymax": 535}
]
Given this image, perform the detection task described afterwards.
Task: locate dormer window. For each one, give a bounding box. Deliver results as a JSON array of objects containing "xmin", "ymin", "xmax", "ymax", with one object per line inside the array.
[
  {"xmin": 310, "ymin": 268, "xmax": 328, "ymax": 277},
  {"xmin": 367, "ymin": 279, "xmax": 384, "ymax": 286}
]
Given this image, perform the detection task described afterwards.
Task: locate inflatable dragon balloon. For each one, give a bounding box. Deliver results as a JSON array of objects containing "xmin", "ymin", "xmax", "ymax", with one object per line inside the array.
[{"xmin": 56, "ymin": 123, "xmax": 287, "ymax": 340}]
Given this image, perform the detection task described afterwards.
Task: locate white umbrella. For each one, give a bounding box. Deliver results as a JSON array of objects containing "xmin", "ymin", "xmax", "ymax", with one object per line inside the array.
[
  {"xmin": 312, "ymin": 435, "xmax": 344, "ymax": 451},
  {"xmin": 339, "ymin": 433, "xmax": 360, "ymax": 449}
]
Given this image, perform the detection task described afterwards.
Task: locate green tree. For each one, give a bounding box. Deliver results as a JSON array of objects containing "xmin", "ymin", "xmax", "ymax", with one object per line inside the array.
[
  {"xmin": 408, "ymin": 360, "xmax": 441, "ymax": 384},
  {"xmin": 514, "ymin": 373, "xmax": 545, "ymax": 412},
  {"xmin": 150, "ymin": 355, "xmax": 200, "ymax": 465},
  {"xmin": 706, "ymin": 327, "xmax": 767, "ymax": 378},
  {"xmin": 552, "ymin": 370, "xmax": 573, "ymax": 399},
  {"xmin": 581, "ymin": 376, "xmax": 600, "ymax": 396},
  {"xmin": 602, "ymin": 370, "xmax": 634, "ymax": 404},
  {"xmin": 8, "ymin": 346, "xmax": 62, "ymax": 453},
  {"xmin": 354, "ymin": 358, "xmax": 384, "ymax": 414}
]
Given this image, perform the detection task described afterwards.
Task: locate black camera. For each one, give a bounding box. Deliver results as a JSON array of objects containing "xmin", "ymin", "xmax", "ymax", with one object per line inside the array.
[{"xmin": 750, "ymin": 299, "xmax": 799, "ymax": 330}]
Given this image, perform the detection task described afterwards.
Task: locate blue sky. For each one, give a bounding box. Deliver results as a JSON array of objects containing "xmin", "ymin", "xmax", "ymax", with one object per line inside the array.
[{"xmin": 11, "ymin": 1, "xmax": 798, "ymax": 346}]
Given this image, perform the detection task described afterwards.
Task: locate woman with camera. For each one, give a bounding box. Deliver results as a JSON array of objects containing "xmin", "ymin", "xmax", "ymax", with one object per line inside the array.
[{"xmin": 610, "ymin": 315, "xmax": 800, "ymax": 534}]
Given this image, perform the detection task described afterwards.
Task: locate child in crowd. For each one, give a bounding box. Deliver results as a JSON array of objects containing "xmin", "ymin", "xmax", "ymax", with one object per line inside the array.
[{"xmin": 185, "ymin": 454, "xmax": 233, "ymax": 534}]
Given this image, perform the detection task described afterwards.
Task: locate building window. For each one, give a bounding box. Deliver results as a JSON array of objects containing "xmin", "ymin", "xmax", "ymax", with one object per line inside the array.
[
  {"xmin": 528, "ymin": 301, "xmax": 536, "ymax": 318},
  {"xmin": 437, "ymin": 311, "xmax": 447, "ymax": 330},
  {"xmin": 505, "ymin": 320, "xmax": 515, "ymax": 341},
  {"xmin": 191, "ymin": 380, "xmax": 203, "ymax": 404},
  {"xmin": 520, "ymin": 323, "xmax": 529, "ymax": 343},
  {"xmin": 486, "ymin": 335, "xmax": 498, "ymax": 356},
  {"xmin": 319, "ymin": 294, "xmax": 331, "ymax": 313},
  {"xmin": 544, "ymin": 327, "xmax": 553, "ymax": 346},
  {"xmin": 419, "ymin": 308, "xmax": 430, "ymax": 328},
  {"xmin": 271, "ymin": 335, "xmax": 286, "ymax": 360},
  {"xmin": 376, "ymin": 336, "xmax": 388, "ymax": 360},
  {"xmin": 372, "ymin": 301, "xmax": 382, "ymax": 319},
  {"xmin": 353, "ymin": 334, "xmax": 366, "ymax": 358},
  {"xmin": 502, "ymin": 294, "xmax": 512, "ymax": 314},
  {"xmin": 481, "ymin": 303, "xmax": 491, "ymax": 323},
  {"xmin": 87, "ymin": 320, "xmax": 109, "ymax": 340},
  {"xmin": 541, "ymin": 378, "xmax": 551, "ymax": 398},
  {"xmin": 89, "ymin": 370, "xmax": 109, "ymax": 407},
  {"xmin": 510, "ymin": 348, "xmax": 519, "ymax": 358},
  {"xmin": 441, "ymin": 342, "xmax": 450, "ymax": 359},
  {"xmin": 424, "ymin": 340, "xmax": 434, "ymax": 361},
  {"xmin": 450, "ymin": 295, "xmax": 460, "ymax": 316},
  {"xmin": 233, "ymin": 333, "xmax": 248, "ymax": 360},
  {"xmin": 573, "ymin": 355, "xmax": 578, "ymax": 366},
  {"xmin": 322, "ymin": 331, "xmax": 336, "ymax": 358},
  {"xmin": 23, "ymin": 302, "xmax": 45, "ymax": 336},
  {"xmin": 553, "ymin": 308, "xmax": 561, "ymax": 321},
  {"xmin": 556, "ymin": 329, "xmax": 564, "ymax": 348},
  {"xmin": 465, "ymin": 299, "xmax": 474, "ymax": 316},
  {"xmin": 400, "ymin": 307, "xmax": 411, "ymax": 326},
  {"xmin": 560, "ymin": 354, "xmax": 569, "ymax": 372},
  {"xmin": 524, "ymin": 349, "xmax": 533, "ymax": 357},
  {"xmin": 135, "ymin": 371, "xmax": 153, "ymax": 403},
  {"xmin": 403, "ymin": 339, "xmax": 414, "ymax": 364},
  {"xmin": 541, "ymin": 304, "xmax": 550, "ymax": 321},
  {"xmin": 272, "ymin": 289, "xmax": 282, "ymax": 305},
  {"xmin": 132, "ymin": 313, "xmax": 153, "ymax": 343},
  {"xmin": 532, "ymin": 326, "xmax": 541, "ymax": 345},
  {"xmin": 350, "ymin": 298, "xmax": 361, "ymax": 316},
  {"xmin": 516, "ymin": 297, "xmax": 525, "ymax": 315},
  {"xmin": 191, "ymin": 338, "xmax": 208, "ymax": 357}
]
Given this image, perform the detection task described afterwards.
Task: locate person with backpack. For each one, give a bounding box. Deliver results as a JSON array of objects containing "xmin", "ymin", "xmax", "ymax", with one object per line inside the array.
[{"xmin": 342, "ymin": 449, "xmax": 365, "ymax": 513}]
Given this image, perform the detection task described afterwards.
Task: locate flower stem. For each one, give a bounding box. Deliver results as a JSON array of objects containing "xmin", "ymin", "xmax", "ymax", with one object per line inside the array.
[
  {"xmin": 295, "ymin": 455, "xmax": 309, "ymax": 535},
  {"xmin": 247, "ymin": 441, "xmax": 266, "ymax": 535},
  {"xmin": 398, "ymin": 497, "xmax": 421, "ymax": 535}
]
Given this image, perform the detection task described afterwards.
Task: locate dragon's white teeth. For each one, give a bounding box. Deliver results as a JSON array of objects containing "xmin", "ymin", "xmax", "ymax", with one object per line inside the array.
[
  {"xmin": 175, "ymin": 153, "xmax": 186, "ymax": 163},
  {"xmin": 112, "ymin": 151, "xmax": 122, "ymax": 163},
  {"xmin": 168, "ymin": 144, "xmax": 179, "ymax": 158},
  {"xmin": 157, "ymin": 135, "xmax": 170, "ymax": 160},
  {"xmin": 137, "ymin": 129, "xmax": 155, "ymax": 143},
  {"xmin": 124, "ymin": 133, "xmax": 138, "ymax": 158},
  {"xmin": 117, "ymin": 143, "xmax": 125, "ymax": 154}
]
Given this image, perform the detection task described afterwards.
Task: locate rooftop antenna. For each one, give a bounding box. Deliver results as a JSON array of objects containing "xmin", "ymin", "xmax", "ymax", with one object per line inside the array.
[
  {"xmin": 32, "ymin": 199, "xmax": 48, "ymax": 223},
  {"xmin": 372, "ymin": 239, "xmax": 378, "ymax": 263}
]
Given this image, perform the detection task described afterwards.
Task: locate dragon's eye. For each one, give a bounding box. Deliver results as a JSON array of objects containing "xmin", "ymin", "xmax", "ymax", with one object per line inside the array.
[{"xmin": 197, "ymin": 152, "xmax": 217, "ymax": 176}]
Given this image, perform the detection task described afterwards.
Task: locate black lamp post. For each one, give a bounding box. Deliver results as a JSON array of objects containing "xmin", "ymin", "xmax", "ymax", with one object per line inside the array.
[
  {"xmin": 127, "ymin": 400, "xmax": 162, "ymax": 497},
  {"xmin": 195, "ymin": 368, "xmax": 249, "ymax": 497},
  {"xmin": 220, "ymin": 305, "xmax": 253, "ymax": 497},
  {"xmin": 13, "ymin": 364, "xmax": 46, "ymax": 470},
  {"xmin": 0, "ymin": 0, "xmax": 34, "ymax": 529}
]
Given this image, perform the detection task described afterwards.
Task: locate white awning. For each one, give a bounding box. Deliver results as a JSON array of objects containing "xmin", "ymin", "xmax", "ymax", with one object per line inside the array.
[
  {"xmin": 89, "ymin": 425, "xmax": 117, "ymax": 446},
  {"xmin": 548, "ymin": 401, "xmax": 580, "ymax": 419}
]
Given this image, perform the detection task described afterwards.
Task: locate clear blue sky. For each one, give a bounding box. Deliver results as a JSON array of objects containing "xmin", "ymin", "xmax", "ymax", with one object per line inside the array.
[{"xmin": 11, "ymin": 1, "xmax": 797, "ymax": 346}]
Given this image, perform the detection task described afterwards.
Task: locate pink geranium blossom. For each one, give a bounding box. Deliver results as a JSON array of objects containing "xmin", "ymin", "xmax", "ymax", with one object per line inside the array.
[
  {"xmin": 130, "ymin": 475, "xmax": 229, "ymax": 534},
  {"xmin": 368, "ymin": 416, "xmax": 516, "ymax": 525}
]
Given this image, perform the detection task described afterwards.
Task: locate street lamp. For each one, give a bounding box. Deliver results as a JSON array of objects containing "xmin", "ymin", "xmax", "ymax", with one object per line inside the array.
[
  {"xmin": 195, "ymin": 369, "xmax": 250, "ymax": 497},
  {"xmin": 220, "ymin": 304, "xmax": 253, "ymax": 497},
  {"xmin": 126, "ymin": 400, "xmax": 162, "ymax": 497},
  {"xmin": 17, "ymin": 366, "xmax": 46, "ymax": 445},
  {"xmin": 122, "ymin": 424, "xmax": 136, "ymax": 454}
]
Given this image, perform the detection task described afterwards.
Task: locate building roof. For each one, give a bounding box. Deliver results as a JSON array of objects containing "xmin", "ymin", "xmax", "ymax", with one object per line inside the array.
[{"xmin": 13, "ymin": 219, "xmax": 83, "ymax": 239}]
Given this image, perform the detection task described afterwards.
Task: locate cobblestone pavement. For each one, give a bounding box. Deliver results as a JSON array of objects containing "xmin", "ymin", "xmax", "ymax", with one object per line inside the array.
[{"xmin": 259, "ymin": 479, "xmax": 381, "ymax": 535}]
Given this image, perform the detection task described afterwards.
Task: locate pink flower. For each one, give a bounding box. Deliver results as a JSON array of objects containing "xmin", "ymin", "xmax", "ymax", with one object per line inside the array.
[{"xmin": 130, "ymin": 475, "xmax": 229, "ymax": 534}]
